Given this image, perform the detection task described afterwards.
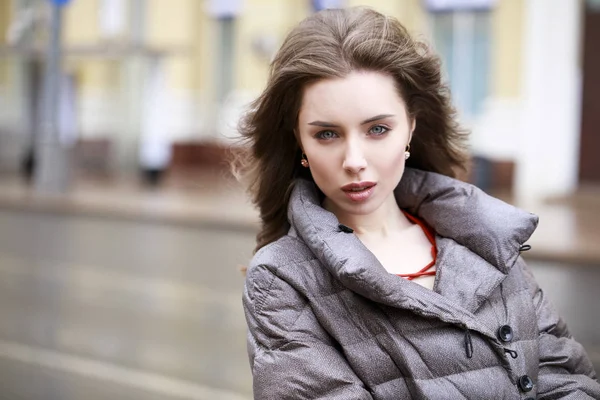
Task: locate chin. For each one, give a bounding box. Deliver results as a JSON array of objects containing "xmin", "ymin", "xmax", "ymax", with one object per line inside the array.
[{"xmin": 341, "ymin": 200, "xmax": 381, "ymax": 215}]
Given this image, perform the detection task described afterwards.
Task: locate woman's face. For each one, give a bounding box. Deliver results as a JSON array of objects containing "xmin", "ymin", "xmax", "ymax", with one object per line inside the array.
[{"xmin": 297, "ymin": 70, "xmax": 414, "ymax": 217}]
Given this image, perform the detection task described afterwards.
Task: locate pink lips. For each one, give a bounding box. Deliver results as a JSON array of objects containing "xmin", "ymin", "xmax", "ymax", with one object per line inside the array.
[{"xmin": 341, "ymin": 181, "xmax": 376, "ymax": 203}]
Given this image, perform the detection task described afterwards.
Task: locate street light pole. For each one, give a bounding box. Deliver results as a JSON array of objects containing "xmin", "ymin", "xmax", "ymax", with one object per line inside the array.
[{"xmin": 34, "ymin": 0, "xmax": 70, "ymax": 194}]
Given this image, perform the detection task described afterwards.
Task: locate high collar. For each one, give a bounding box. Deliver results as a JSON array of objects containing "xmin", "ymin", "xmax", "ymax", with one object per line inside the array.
[{"xmin": 286, "ymin": 168, "xmax": 538, "ymax": 333}]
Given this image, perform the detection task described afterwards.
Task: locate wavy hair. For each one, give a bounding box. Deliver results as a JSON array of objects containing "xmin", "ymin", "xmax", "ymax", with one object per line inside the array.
[{"xmin": 233, "ymin": 7, "xmax": 469, "ymax": 252}]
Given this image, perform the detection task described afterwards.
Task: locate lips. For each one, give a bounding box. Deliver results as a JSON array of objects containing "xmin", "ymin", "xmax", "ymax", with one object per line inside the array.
[
  {"xmin": 341, "ymin": 181, "xmax": 376, "ymax": 191},
  {"xmin": 341, "ymin": 182, "xmax": 376, "ymax": 202}
]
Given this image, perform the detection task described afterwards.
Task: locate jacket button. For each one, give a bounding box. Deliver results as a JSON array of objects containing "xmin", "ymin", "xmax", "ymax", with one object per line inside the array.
[
  {"xmin": 497, "ymin": 325, "xmax": 514, "ymax": 342},
  {"xmin": 518, "ymin": 375, "xmax": 534, "ymax": 392}
]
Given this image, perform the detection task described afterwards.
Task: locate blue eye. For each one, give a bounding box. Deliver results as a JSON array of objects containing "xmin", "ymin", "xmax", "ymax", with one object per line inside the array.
[
  {"xmin": 316, "ymin": 130, "xmax": 338, "ymax": 140},
  {"xmin": 369, "ymin": 125, "xmax": 389, "ymax": 136}
]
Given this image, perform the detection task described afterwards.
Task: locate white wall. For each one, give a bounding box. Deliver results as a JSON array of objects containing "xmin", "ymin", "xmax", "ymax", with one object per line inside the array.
[
  {"xmin": 515, "ymin": 0, "xmax": 582, "ymax": 202},
  {"xmin": 470, "ymin": 0, "xmax": 582, "ymax": 202},
  {"xmin": 470, "ymin": 97, "xmax": 523, "ymax": 160}
]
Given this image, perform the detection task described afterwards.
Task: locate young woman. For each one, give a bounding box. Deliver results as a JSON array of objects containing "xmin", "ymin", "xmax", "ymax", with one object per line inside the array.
[{"xmin": 234, "ymin": 7, "xmax": 600, "ymax": 399}]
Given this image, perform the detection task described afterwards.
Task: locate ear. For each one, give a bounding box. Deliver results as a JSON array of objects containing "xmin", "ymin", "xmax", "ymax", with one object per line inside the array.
[
  {"xmin": 294, "ymin": 129, "xmax": 305, "ymax": 152},
  {"xmin": 408, "ymin": 118, "xmax": 416, "ymax": 143}
]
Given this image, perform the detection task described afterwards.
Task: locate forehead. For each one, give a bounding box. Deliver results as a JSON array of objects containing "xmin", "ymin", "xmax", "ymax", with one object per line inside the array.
[{"xmin": 298, "ymin": 71, "xmax": 407, "ymax": 123}]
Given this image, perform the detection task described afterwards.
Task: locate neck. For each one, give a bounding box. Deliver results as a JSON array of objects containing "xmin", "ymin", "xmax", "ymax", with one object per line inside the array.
[{"xmin": 324, "ymin": 193, "xmax": 412, "ymax": 239}]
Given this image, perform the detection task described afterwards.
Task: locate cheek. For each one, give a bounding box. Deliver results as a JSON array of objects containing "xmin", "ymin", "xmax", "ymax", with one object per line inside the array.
[
  {"xmin": 308, "ymin": 153, "xmax": 336, "ymax": 181},
  {"xmin": 376, "ymin": 146, "xmax": 406, "ymax": 174},
  {"xmin": 304, "ymin": 142, "xmax": 337, "ymax": 169}
]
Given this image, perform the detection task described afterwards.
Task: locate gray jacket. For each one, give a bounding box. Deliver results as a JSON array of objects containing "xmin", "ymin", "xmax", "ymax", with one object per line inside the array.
[{"xmin": 243, "ymin": 168, "xmax": 600, "ymax": 399}]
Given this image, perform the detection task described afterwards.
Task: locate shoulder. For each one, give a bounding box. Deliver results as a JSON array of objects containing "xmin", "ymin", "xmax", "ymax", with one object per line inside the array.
[
  {"xmin": 250, "ymin": 234, "xmax": 315, "ymax": 273},
  {"xmin": 246, "ymin": 235, "xmax": 316, "ymax": 297},
  {"xmin": 243, "ymin": 235, "xmax": 326, "ymax": 347},
  {"xmin": 244, "ymin": 234, "xmax": 317, "ymax": 315}
]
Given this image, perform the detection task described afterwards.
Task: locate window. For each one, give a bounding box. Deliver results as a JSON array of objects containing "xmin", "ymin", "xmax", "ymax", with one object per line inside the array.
[{"xmin": 427, "ymin": 5, "xmax": 493, "ymax": 120}]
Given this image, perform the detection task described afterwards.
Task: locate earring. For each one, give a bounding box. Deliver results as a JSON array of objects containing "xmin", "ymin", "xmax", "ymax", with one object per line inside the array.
[
  {"xmin": 404, "ymin": 144, "xmax": 411, "ymax": 160},
  {"xmin": 300, "ymin": 153, "xmax": 309, "ymax": 168}
]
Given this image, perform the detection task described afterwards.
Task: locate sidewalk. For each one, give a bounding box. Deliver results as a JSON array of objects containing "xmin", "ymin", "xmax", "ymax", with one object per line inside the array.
[
  {"xmin": 1, "ymin": 170, "xmax": 599, "ymax": 265},
  {"xmin": 0, "ymin": 170, "xmax": 260, "ymax": 231}
]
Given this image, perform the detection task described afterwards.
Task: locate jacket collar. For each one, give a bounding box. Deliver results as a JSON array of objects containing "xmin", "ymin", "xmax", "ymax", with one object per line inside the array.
[{"xmin": 286, "ymin": 168, "xmax": 538, "ymax": 330}]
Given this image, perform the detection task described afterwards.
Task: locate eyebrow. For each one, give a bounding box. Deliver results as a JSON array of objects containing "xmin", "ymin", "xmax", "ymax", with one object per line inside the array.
[{"xmin": 307, "ymin": 114, "xmax": 395, "ymax": 128}]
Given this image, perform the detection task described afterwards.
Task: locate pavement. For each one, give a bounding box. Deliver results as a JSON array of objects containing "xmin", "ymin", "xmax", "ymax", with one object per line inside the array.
[
  {"xmin": 0, "ymin": 170, "xmax": 259, "ymax": 231},
  {"xmin": 1, "ymin": 169, "xmax": 600, "ymax": 265}
]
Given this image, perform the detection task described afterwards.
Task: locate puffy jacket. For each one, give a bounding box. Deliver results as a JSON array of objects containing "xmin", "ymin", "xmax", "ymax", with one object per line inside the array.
[{"xmin": 243, "ymin": 168, "xmax": 600, "ymax": 399}]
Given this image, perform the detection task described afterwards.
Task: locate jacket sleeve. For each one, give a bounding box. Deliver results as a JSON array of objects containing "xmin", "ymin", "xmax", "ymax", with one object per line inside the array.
[
  {"xmin": 243, "ymin": 264, "xmax": 373, "ymax": 400},
  {"xmin": 519, "ymin": 258, "xmax": 600, "ymax": 399}
]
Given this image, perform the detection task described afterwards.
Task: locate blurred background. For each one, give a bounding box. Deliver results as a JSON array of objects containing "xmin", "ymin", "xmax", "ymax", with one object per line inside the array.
[{"xmin": 0, "ymin": 0, "xmax": 598, "ymax": 398}]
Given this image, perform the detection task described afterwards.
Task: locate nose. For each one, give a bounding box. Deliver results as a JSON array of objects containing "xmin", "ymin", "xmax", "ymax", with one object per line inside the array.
[{"xmin": 342, "ymin": 140, "xmax": 367, "ymax": 174}]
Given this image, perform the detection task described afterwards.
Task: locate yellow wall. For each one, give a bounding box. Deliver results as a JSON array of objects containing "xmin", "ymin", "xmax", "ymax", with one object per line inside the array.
[
  {"xmin": 236, "ymin": 0, "xmax": 311, "ymax": 93},
  {"xmin": 399, "ymin": 0, "xmax": 428, "ymax": 35},
  {"xmin": 63, "ymin": 0, "xmax": 197, "ymax": 92},
  {"xmin": 234, "ymin": 0, "xmax": 427, "ymax": 93},
  {"xmin": 491, "ymin": 0, "xmax": 523, "ymax": 98},
  {"xmin": 347, "ymin": 0, "xmax": 402, "ymax": 20},
  {"xmin": 190, "ymin": 1, "xmax": 211, "ymax": 94},
  {"xmin": 5, "ymin": 0, "xmax": 522, "ymax": 115},
  {"xmin": 0, "ymin": 0, "xmax": 11, "ymax": 86},
  {"xmin": 348, "ymin": 0, "xmax": 426, "ymax": 34},
  {"xmin": 146, "ymin": 0, "xmax": 194, "ymax": 90},
  {"xmin": 63, "ymin": 0, "xmax": 122, "ymax": 91},
  {"xmin": 64, "ymin": 0, "xmax": 101, "ymax": 44},
  {"xmin": 48, "ymin": 0, "xmax": 435, "ymax": 99},
  {"xmin": 345, "ymin": 1, "xmax": 524, "ymax": 101},
  {"xmin": 0, "ymin": 0, "xmax": 10, "ymax": 45}
]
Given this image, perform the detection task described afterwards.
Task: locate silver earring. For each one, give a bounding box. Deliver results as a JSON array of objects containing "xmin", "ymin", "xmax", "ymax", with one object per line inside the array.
[{"xmin": 405, "ymin": 144, "xmax": 411, "ymax": 160}]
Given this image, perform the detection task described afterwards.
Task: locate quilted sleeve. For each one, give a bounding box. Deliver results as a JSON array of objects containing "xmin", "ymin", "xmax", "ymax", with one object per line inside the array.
[
  {"xmin": 243, "ymin": 264, "xmax": 373, "ymax": 400},
  {"xmin": 519, "ymin": 258, "xmax": 600, "ymax": 399}
]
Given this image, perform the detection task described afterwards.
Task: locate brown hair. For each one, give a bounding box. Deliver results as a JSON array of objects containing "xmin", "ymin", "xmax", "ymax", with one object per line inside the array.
[{"xmin": 233, "ymin": 7, "xmax": 469, "ymax": 252}]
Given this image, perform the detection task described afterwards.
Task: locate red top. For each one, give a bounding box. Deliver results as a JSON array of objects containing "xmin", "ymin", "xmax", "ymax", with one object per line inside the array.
[{"xmin": 396, "ymin": 210, "xmax": 437, "ymax": 281}]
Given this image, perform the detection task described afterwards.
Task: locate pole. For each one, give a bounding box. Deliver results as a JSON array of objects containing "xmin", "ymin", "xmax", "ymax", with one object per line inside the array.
[{"xmin": 34, "ymin": 1, "xmax": 70, "ymax": 194}]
